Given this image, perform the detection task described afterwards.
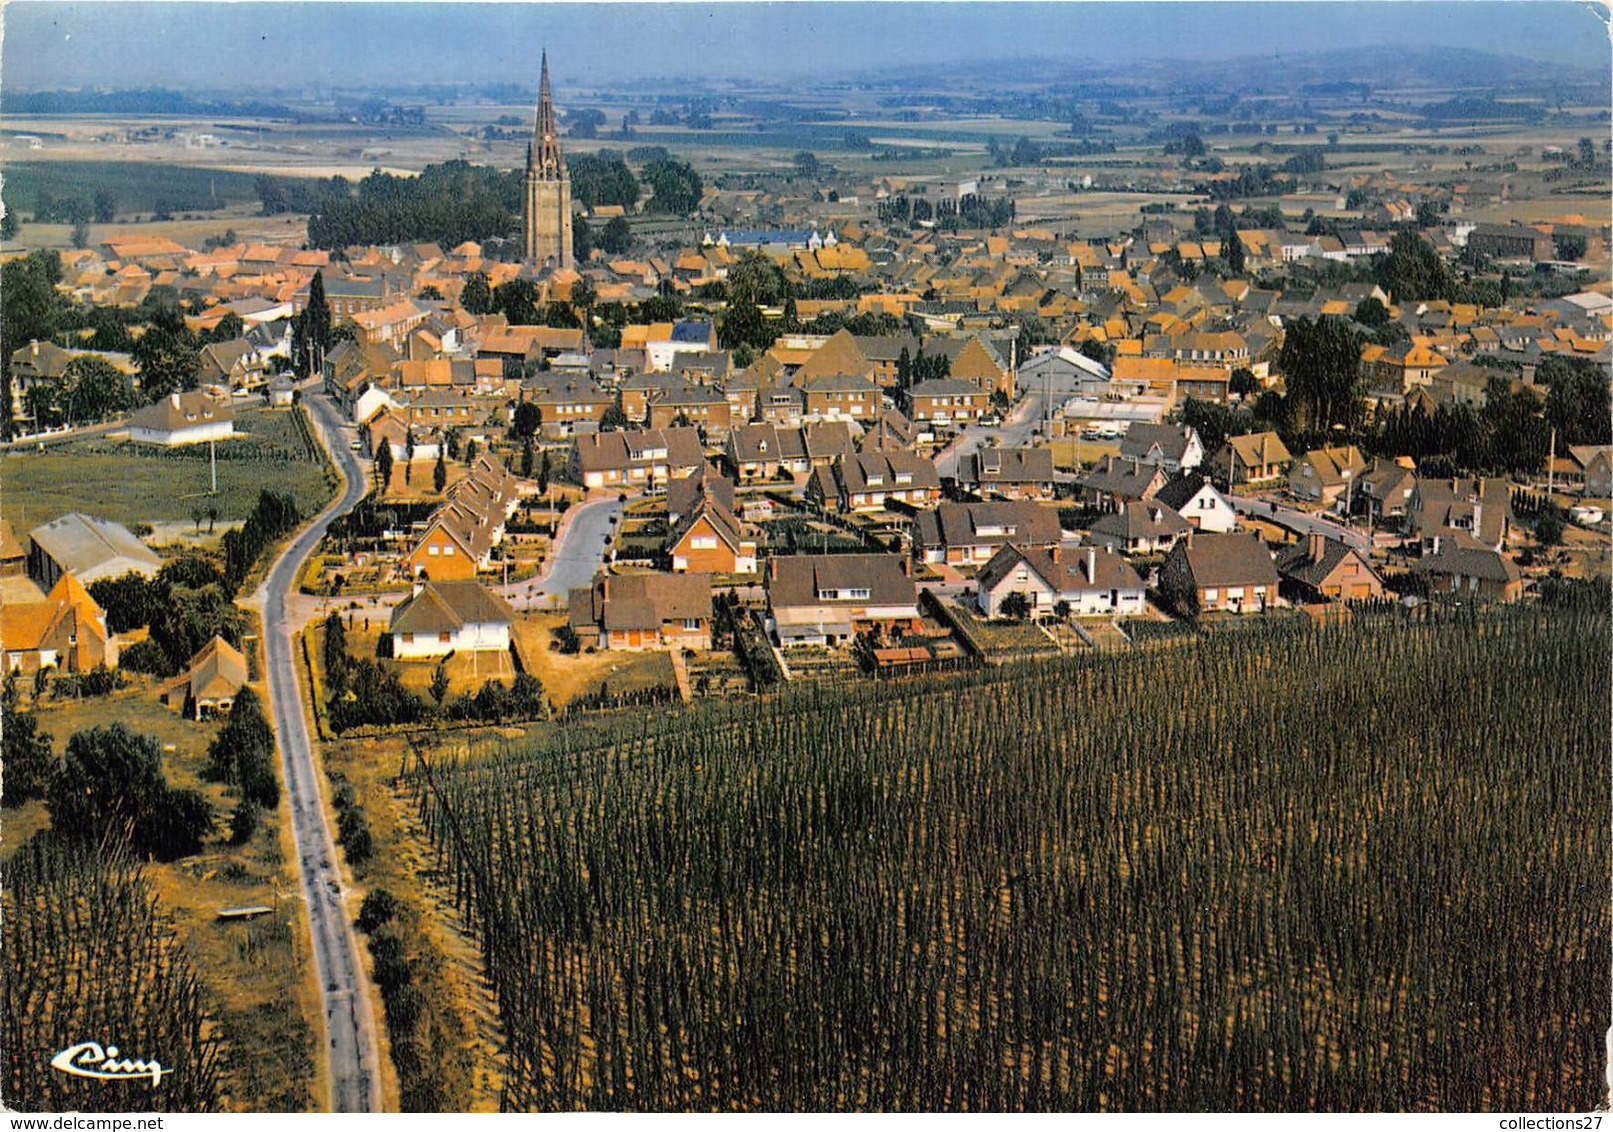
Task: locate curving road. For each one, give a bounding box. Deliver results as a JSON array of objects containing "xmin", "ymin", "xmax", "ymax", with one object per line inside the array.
[
  {"xmin": 257, "ymin": 391, "xmax": 382, "ymax": 1113},
  {"xmin": 497, "ymin": 494, "xmax": 624, "ymax": 610},
  {"xmin": 1229, "ymin": 494, "xmax": 1371, "ymax": 554}
]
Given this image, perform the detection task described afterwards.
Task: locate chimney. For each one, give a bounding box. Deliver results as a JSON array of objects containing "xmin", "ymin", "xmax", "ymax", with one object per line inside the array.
[
  {"xmin": 1086, "ymin": 546, "xmax": 1097, "ymax": 582},
  {"xmin": 1429, "ymin": 534, "xmax": 1441, "ymax": 556},
  {"xmin": 412, "ymin": 579, "xmax": 426, "ymax": 598},
  {"xmin": 170, "ymin": 392, "xmax": 182, "ymax": 409},
  {"xmin": 1308, "ymin": 530, "xmax": 1325, "ymax": 562}
]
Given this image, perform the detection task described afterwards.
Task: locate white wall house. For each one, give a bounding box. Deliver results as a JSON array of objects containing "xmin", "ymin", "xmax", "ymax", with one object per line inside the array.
[
  {"xmin": 388, "ymin": 579, "xmax": 513, "ymax": 660},
  {"xmin": 976, "ymin": 545, "xmax": 1146, "ymax": 619},
  {"xmin": 128, "ymin": 392, "xmax": 235, "ymax": 447}
]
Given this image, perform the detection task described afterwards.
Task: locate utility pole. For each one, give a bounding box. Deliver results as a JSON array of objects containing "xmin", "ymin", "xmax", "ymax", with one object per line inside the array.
[
  {"xmin": 1547, "ymin": 426, "xmax": 1556, "ymax": 498},
  {"xmin": 209, "ymin": 438, "xmax": 217, "ymax": 494}
]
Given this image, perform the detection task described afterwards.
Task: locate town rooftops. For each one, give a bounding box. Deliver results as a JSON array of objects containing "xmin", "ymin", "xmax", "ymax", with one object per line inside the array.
[
  {"xmin": 128, "ymin": 390, "xmax": 234, "ymax": 434},
  {"xmin": 569, "ymin": 572, "xmax": 712, "ymax": 633},
  {"xmin": 914, "ymin": 500, "xmax": 1061, "ymax": 549},
  {"xmin": 1173, "ymin": 531, "xmax": 1280, "ymax": 587}
]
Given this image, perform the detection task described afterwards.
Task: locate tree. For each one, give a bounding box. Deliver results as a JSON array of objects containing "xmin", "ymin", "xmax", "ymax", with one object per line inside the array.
[
  {"xmin": 71, "ymin": 219, "xmax": 90, "ymax": 250},
  {"xmin": 521, "ymin": 436, "xmax": 535, "ymax": 478},
  {"xmin": 601, "ymin": 393, "xmax": 629, "ymax": 432},
  {"xmin": 433, "ymin": 447, "xmax": 447, "ymax": 493},
  {"xmin": 1223, "ymin": 228, "xmax": 1245, "ymax": 274},
  {"xmin": 1052, "ymin": 599, "xmax": 1072, "ymax": 622},
  {"xmin": 1000, "ymin": 592, "xmax": 1033, "ymax": 621},
  {"xmin": 461, "ymin": 271, "xmax": 495, "ymax": 315},
  {"xmin": 1540, "ymin": 356, "xmax": 1613, "ymax": 447},
  {"xmin": 1578, "ymin": 136, "xmax": 1597, "ymax": 168},
  {"xmin": 430, "ymin": 662, "xmax": 450, "ymax": 706},
  {"xmin": 718, "ymin": 296, "xmax": 775, "ymax": 352},
  {"xmin": 1375, "ymin": 230, "xmax": 1450, "ymax": 304},
  {"xmin": 1279, "ymin": 315, "xmax": 1365, "ymax": 433},
  {"xmin": 62, "ymin": 355, "xmax": 134, "ymax": 424},
  {"xmin": 1, "ymin": 704, "xmax": 55, "ymax": 807},
  {"xmin": 598, "ymin": 215, "xmax": 632, "ymax": 255},
  {"xmin": 357, "ymin": 888, "xmax": 400, "ymax": 933},
  {"xmin": 511, "ymin": 400, "xmax": 542, "ymax": 439},
  {"xmin": 375, "ymin": 441, "xmax": 394, "ymax": 492},
  {"xmin": 641, "ymin": 158, "xmax": 702, "ymax": 215},
  {"xmin": 1229, "ymin": 367, "xmax": 1258, "ymax": 397},
  {"xmin": 229, "ymin": 798, "xmax": 262, "ymax": 845},
  {"xmin": 1535, "ymin": 501, "xmax": 1567, "ymax": 547},
  {"xmin": 403, "ymin": 429, "xmax": 416, "ymax": 484},
  {"xmin": 92, "ymin": 189, "xmax": 117, "ymax": 224},
  {"xmin": 792, "ymin": 151, "xmax": 820, "ymax": 178},
  {"xmin": 46, "ymin": 723, "xmax": 212, "ymax": 860},
  {"xmin": 1354, "ymin": 297, "xmax": 1390, "ymax": 327}
]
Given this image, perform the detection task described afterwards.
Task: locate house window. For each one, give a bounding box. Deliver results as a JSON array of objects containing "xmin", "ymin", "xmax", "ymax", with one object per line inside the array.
[
  {"xmin": 442, "ymin": 544, "xmax": 455, "ymax": 555},
  {"xmin": 691, "ymin": 535, "xmax": 718, "ymax": 550},
  {"xmin": 439, "ymin": 631, "xmax": 452, "ymax": 643},
  {"xmin": 428, "ymin": 545, "xmax": 440, "ymax": 556},
  {"xmin": 682, "ymin": 618, "xmax": 702, "ymax": 631},
  {"xmin": 402, "ymin": 633, "xmax": 414, "ymax": 644},
  {"xmin": 1204, "ymin": 588, "xmax": 1219, "ymax": 603},
  {"xmin": 843, "ymin": 588, "xmax": 870, "ymax": 600}
]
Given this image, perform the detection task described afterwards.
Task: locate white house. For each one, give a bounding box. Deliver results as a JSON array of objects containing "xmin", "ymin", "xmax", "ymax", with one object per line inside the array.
[
  {"xmin": 975, "ymin": 543, "xmax": 1146, "ymax": 618},
  {"xmin": 127, "ymin": 391, "xmax": 235, "ymax": 447},
  {"xmin": 388, "ymin": 579, "xmax": 513, "ymax": 660},
  {"xmin": 1152, "ymin": 474, "xmax": 1239, "ymax": 533}
]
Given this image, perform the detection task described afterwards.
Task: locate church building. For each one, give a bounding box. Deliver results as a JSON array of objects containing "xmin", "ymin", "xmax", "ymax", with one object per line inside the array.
[{"xmin": 524, "ymin": 50, "xmax": 574, "ymax": 268}]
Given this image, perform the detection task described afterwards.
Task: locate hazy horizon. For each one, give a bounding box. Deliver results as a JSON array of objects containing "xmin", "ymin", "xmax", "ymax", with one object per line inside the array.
[{"xmin": 3, "ymin": 1, "xmax": 1609, "ymax": 93}]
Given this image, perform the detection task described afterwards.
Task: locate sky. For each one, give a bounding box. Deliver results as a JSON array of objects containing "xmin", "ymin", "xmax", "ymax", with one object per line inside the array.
[{"xmin": 2, "ymin": 1, "xmax": 1608, "ymax": 90}]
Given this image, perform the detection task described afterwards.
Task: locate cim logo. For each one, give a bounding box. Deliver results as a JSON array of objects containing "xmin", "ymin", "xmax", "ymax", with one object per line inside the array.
[{"xmin": 50, "ymin": 1041, "xmax": 172, "ymax": 1086}]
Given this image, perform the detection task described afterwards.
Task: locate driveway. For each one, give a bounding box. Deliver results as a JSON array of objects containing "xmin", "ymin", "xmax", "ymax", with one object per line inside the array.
[
  {"xmin": 933, "ymin": 392, "xmax": 1045, "ymax": 479},
  {"xmin": 498, "ymin": 494, "xmax": 624, "ymax": 610},
  {"xmin": 255, "ymin": 392, "xmax": 381, "ymax": 1113}
]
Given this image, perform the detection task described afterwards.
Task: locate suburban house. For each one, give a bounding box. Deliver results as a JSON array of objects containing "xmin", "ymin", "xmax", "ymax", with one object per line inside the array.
[
  {"xmin": 1119, "ymin": 423, "xmax": 1204, "ymax": 474},
  {"xmin": 128, "ymin": 391, "xmax": 236, "ymax": 447},
  {"xmin": 1086, "ymin": 500, "xmax": 1193, "ymax": 555},
  {"xmin": 800, "ymin": 374, "xmax": 880, "ymax": 421},
  {"xmin": 955, "ymin": 446, "xmax": 1058, "ymax": 500},
  {"xmin": 28, "ymin": 512, "xmax": 160, "ymax": 589},
  {"xmin": 570, "ymin": 427, "xmax": 704, "ymax": 490},
  {"xmin": 1152, "ymin": 473, "xmax": 1239, "ymax": 533},
  {"xmin": 1, "ymin": 572, "xmax": 117, "ymax": 674},
  {"xmin": 904, "ymin": 378, "xmax": 990, "ymax": 426},
  {"xmin": 1409, "ymin": 477, "xmax": 1512, "ymax": 551},
  {"xmin": 1210, "ymin": 431, "xmax": 1292, "ymax": 487},
  {"xmin": 401, "ymin": 454, "xmax": 522, "ymax": 580},
  {"xmin": 911, "ymin": 501, "xmax": 1061, "ymax": 566},
  {"xmin": 1413, "ymin": 532, "xmax": 1524, "ymax": 601},
  {"xmin": 1080, "ymin": 455, "xmax": 1169, "ymax": 510},
  {"xmin": 161, "ymin": 635, "xmax": 248, "ymax": 720},
  {"xmin": 975, "ymin": 543, "xmax": 1146, "ymax": 618},
  {"xmin": 0, "ymin": 520, "xmax": 26, "ymax": 576},
  {"xmin": 809, "ymin": 451, "xmax": 942, "ymax": 513},
  {"xmin": 1570, "ymin": 446, "xmax": 1613, "ymax": 498},
  {"xmin": 389, "ymin": 579, "xmax": 515, "ymax": 660},
  {"xmin": 567, "ymin": 573, "xmax": 714, "ymax": 651},
  {"xmin": 765, "ymin": 553, "xmax": 921, "ymax": 647},
  {"xmin": 1159, "ymin": 531, "xmax": 1281, "ymax": 614},
  {"xmin": 666, "ymin": 495, "xmax": 758, "ymax": 574},
  {"xmin": 1288, "ymin": 445, "xmax": 1368, "ymax": 507},
  {"xmin": 667, "ymin": 466, "xmax": 736, "ymax": 525},
  {"xmin": 1275, "ymin": 533, "xmax": 1385, "ymax": 604},
  {"xmin": 1357, "ymin": 459, "xmax": 1418, "ymax": 525},
  {"xmin": 197, "ymin": 339, "xmax": 269, "ymax": 390},
  {"xmin": 725, "ymin": 421, "xmax": 853, "ymax": 482}
]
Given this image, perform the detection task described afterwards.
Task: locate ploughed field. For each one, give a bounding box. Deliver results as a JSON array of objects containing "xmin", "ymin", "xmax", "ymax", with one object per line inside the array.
[{"xmin": 408, "ymin": 592, "xmax": 1609, "ymax": 1111}]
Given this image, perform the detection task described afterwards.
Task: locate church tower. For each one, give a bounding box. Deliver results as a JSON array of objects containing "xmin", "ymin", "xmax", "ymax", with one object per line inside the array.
[{"xmin": 523, "ymin": 50, "xmax": 574, "ymax": 269}]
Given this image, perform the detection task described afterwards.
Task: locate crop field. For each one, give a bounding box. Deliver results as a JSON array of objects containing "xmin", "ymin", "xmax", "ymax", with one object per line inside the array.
[
  {"xmin": 2, "ymin": 839, "xmax": 226, "ymax": 1112},
  {"xmin": 407, "ymin": 592, "xmax": 1609, "ymax": 1111},
  {"xmin": 0, "ymin": 160, "xmax": 288, "ymax": 217},
  {"xmin": 0, "ymin": 408, "xmax": 336, "ymax": 537}
]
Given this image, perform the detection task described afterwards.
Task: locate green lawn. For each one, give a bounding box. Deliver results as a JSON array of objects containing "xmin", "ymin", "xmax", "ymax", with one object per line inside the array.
[{"xmin": 1, "ymin": 407, "xmax": 336, "ymax": 537}]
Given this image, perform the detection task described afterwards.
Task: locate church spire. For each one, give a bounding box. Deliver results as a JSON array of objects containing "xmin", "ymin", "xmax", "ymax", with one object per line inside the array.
[{"xmin": 529, "ymin": 48, "xmax": 565, "ymax": 179}]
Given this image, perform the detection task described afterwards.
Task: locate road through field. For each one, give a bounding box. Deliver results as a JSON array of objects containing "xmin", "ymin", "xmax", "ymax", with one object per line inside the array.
[{"xmin": 257, "ymin": 391, "xmax": 381, "ymax": 1113}]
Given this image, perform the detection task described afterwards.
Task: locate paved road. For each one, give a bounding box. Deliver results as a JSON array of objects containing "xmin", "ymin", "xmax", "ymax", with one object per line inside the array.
[
  {"xmin": 933, "ymin": 393, "xmax": 1045, "ymax": 479},
  {"xmin": 498, "ymin": 495, "xmax": 624, "ymax": 610},
  {"xmin": 256, "ymin": 392, "xmax": 382, "ymax": 1113},
  {"xmin": 1231, "ymin": 495, "xmax": 1370, "ymax": 554}
]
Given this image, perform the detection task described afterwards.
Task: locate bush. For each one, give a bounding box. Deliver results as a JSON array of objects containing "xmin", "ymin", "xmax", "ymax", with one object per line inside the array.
[
  {"xmin": 46, "ymin": 723, "xmax": 212, "ymax": 860},
  {"xmin": 229, "ymin": 798, "xmax": 262, "ymax": 845},
  {"xmin": 357, "ymin": 888, "xmax": 400, "ymax": 934}
]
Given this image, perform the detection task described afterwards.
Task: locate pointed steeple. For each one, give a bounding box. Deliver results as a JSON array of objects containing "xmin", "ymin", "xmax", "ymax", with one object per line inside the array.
[{"xmin": 528, "ymin": 48, "xmax": 565, "ymax": 179}]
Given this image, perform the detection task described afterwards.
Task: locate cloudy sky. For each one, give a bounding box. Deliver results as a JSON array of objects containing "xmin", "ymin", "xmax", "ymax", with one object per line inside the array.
[{"xmin": 3, "ymin": 2, "xmax": 1608, "ymax": 90}]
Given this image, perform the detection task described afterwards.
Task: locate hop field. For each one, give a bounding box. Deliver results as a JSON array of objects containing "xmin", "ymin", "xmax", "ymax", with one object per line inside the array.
[
  {"xmin": 408, "ymin": 593, "xmax": 1610, "ymax": 1112},
  {"xmin": 2, "ymin": 840, "xmax": 226, "ymax": 1113}
]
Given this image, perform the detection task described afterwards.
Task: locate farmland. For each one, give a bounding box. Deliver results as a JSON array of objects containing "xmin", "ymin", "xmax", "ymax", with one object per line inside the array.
[{"xmin": 408, "ymin": 591, "xmax": 1609, "ymax": 1111}]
